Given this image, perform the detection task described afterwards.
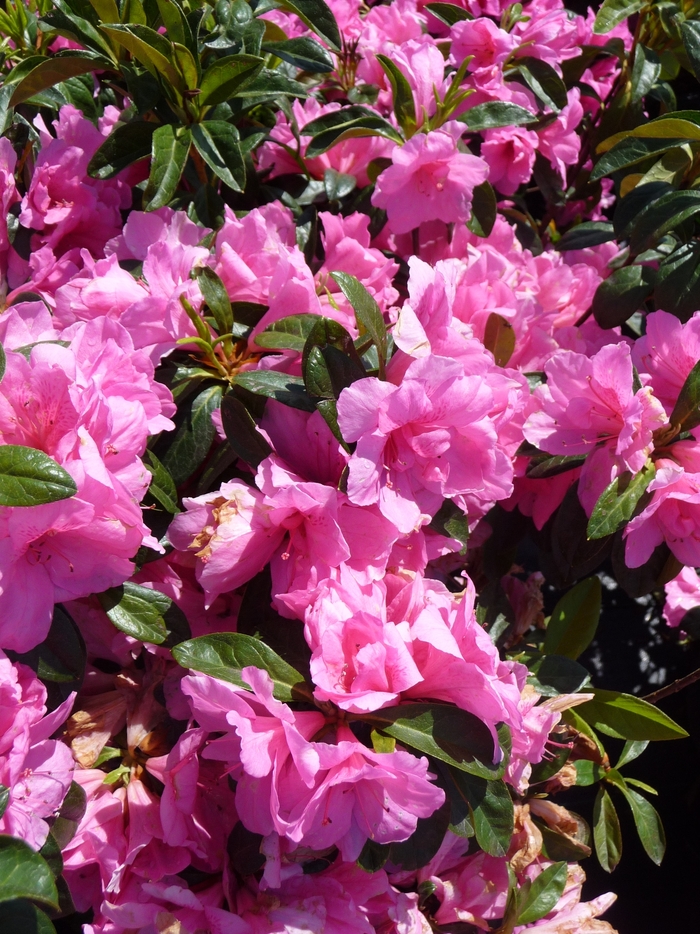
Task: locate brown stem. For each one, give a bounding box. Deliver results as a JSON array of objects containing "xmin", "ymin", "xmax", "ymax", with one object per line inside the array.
[{"xmin": 643, "ymin": 666, "xmax": 700, "ymax": 705}]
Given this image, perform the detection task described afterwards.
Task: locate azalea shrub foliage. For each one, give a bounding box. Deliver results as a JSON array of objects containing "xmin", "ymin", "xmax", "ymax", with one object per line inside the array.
[{"xmin": 4, "ymin": 0, "xmax": 700, "ymax": 929}]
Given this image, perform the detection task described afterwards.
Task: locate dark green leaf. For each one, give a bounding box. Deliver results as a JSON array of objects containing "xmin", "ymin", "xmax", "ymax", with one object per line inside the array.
[
  {"xmin": 619, "ymin": 786, "xmax": 666, "ymax": 864},
  {"xmin": 556, "ymin": 222, "xmax": 615, "ymax": 251},
  {"xmin": 593, "ymin": 787, "xmax": 622, "ymax": 872},
  {"xmin": 544, "ymin": 576, "xmax": 601, "ymax": 660},
  {"xmin": 655, "ymin": 241, "xmax": 700, "ymax": 323},
  {"xmin": 0, "ymin": 446, "xmax": 77, "ymax": 506},
  {"xmin": 329, "ymin": 272, "xmax": 387, "ymax": 365},
  {"xmin": 516, "ymin": 861, "xmax": 568, "ymax": 924},
  {"xmin": 575, "ymin": 760, "xmax": 606, "ymax": 786},
  {"xmin": 262, "ymin": 36, "xmax": 333, "ymax": 72},
  {"xmin": 143, "ymin": 123, "xmax": 191, "ymax": 211},
  {"xmin": 385, "ymin": 798, "xmax": 451, "ymax": 871},
  {"xmin": 681, "ymin": 20, "xmax": 700, "ymax": 81},
  {"xmin": 219, "ymin": 392, "xmax": 272, "ymax": 468},
  {"xmin": 526, "ymin": 454, "xmax": 587, "ymax": 479},
  {"xmin": 360, "ymin": 704, "xmax": 501, "ymax": 779},
  {"xmin": 509, "ymin": 57, "xmax": 567, "ymax": 111},
  {"xmin": 467, "ymin": 180, "xmax": 498, "ymax": 237},
  {"xmin": 161, "ymin": 383, "xmax": 223, "ymax": 486},
  {"xmin": 670, "ymin": 358, "xmax": 700, "ymax": 431},
  {"xmin": 613, "ymin": 182, "xmax": 673, "ymax": 239},
  {"xmin": 8, "ymin": 605, "xmax": 85, "ymax": 691},
  {"xmin": 9, "ymin": 52, "xmax": 110, "ymax": 107},
  {"xmin": 0, "ymin": 900, "xmax": 56, "ymax": 934},
  {"xmin": 276, "ymin": 0, "xmax": 341, "ymax": 50},
  {"xmin": 323, "ymin": 168, "xmax": 356, "ymax": 200},
  {"xmin": 227, "ymin": 822, "xmax": 265, "ymax": 876},
  {"xmin": 578, "ymin": 688, "xmax": 689, "ymax": 741},
  {"xmin": 0, "ymin": 787, "xmax": 8, "ymax": 820},
  {"xmin": 198, "ymin": 54, "xmax": 264, "ymax": 107},
  {"xmin": 233, "ymin": 371, "xmax": 316, "ymax": 411},
  {"xmin": 428, "ymin": 499, "xmax": 469, "ymax": 547},
  {"xmin": 144, "ymin": 449, "xmax": 179, "ymax": 514},
  {"xmin": 98, "ymin": 581, "xmax": 172, "ymax": 644},
  {"xmin": 591, "ymin": 264, "xmax": 655, "ymax": 329},
  {"xmin": 42, "ymin": 2, "xmax": 116, "ymax": 58},
  {"xmin": 100, "ymin": 23, "xmax": 184, "ymax": 90},
  {"xmin": 630, "ymin": 44, "xmax": 661, "ymax": 103},
  {"xmin": 587, "ymin": 463, "xmax": 656, "ymax": 540},
  {"xmin": 191, "ymin": 121, "xmax": 245, "ymax": 192},
  {"xmin": 529, "ymin": 655, "xmax": 590, "ymax": 696},
  {"xmin": 616, "ymin": 739, "xmax": 649, "ymax": 769},
  {"xmin": 376, "ymin": 54, "xmax": 417, "ymax": 134},
  {"xmin": 256, "ymin": 314, "xmax": 324, "ymax": 352},
  {"xmin": 88, "ymin": 121, "xmax": 156, "ymax": 179},
  {"xmin": 593, "ymin": 0, "xmax": 645, "ymax": 33},
  {"xmin": 302, "ymin": 317, "xmax": 366, "ymax": 399},
  {"xmin": 462, "ymin": 102, "xmax": 535, "ymax": 131},
  {"xmin": 195, "ymin": 267, "xmax": 233, "ymax": 337},
  {"xmin": 444, "ymin": 769, "xmax": 514, "ymax": 857},
  {"xmin": 0, "ymin": 837, "xmax": 59, "ymax": 910},
  {"xmin": 425, "ymin": 1, "xmax": 472, "ymax": 24},
  {"xmin": 629, "ymin": 189, "xmax": 700, "ymax": 254},
  {"xmin": 302, "ymin": 106, "xmax": 403, "ymax": 158},
  {"xmin": 172, "ymin": 632, "xmax": 313, "ymax": 702},
  {"xmin": 551, "ymin": 480, "xmax": 613, "ymax": 583},
  {"xmin": 538, "ymin": 823, "xmax": 591, "ymax": 861},
  {"xmin": 591, "ymin": 137, "xmax": 691, "ymax": 181},
  {"xmin": 357, "ymin": 838, "xmax": 390, "ymax": 872}
]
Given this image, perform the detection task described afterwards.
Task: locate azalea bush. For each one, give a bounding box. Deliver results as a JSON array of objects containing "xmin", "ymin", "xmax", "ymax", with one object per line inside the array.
[{"xmin": 2, "ymin": 0, "xmax": 700, "ymax": 930}]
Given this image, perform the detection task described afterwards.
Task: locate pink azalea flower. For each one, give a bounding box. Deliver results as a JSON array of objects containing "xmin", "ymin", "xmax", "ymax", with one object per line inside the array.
[
  {"xmin": 481, "ymin": 126, "xmax": 539, "ymax": 195},
  {"xmin": 663, "ymin": 566, "xmax": 700, "ymax": 628},
  {"xmin": 632, "ymin": 309, "xmax": 700, "ymax": 416},
  {"xmin": 450, "ymin": 18, "xmax": 518, "ymax": 71},
  {"xmin": 372, "ymin": 128, "xmax": 489, "ymax": 235}
]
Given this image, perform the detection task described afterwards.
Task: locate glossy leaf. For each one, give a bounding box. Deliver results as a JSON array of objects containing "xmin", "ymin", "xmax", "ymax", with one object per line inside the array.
[
  {"xmin": 376, "ymin": 54, "xmax": 417, "ymax": 134},
  {"xmin": 510, "ymin": 57, "xmax": 567, "ymax": 112},
  {"xmin": 143, "ymin": 124, "xmax": 191, "ymax": 211},
  {"xmin": 276, "ymin": 0, "xmax": 341, "ymax": 49},
  {"xmin": 0, "ymin": 836, "xmax": 59, "ymax": 910},
  {"xmin": 556, "ymin": 221, "xmax": 615, "ymax": 251},
  {"xmin": 0, "ymin": 446, "xmax": 77, "ymax": 506},
  {"xmin": 444, "ymin": 768, "xmax": 514, "ymax": 857},
  {"xmin": 0, "ymin": 787, "xmax": 7, "ymax": 820},
  {"xmin": 629, "ymin": 190, "xmax": 700, "ymax": 254},
  {"xmin": 198, "ymin": 54, "xmax": 264, "ymax": 107},
  {"xmin": 99, "ymin": 582, "xmax": 172, "ymax": 644},
  {"xmin": 262, "ymin": 36, "xmax": 333, "ymax": 72},
  {"xmin": 619, "ymin": 786, "xmax": 666, "ymax": 865},
  {"xmin": 655, "ymin": 242, "xmax": 700, "ymax": 323},
  {"xmin": 256, "ymin": 314, "xmax": 324, "ymax": 352},
  {"xmin": 330, "ymin": 272, "xmax": 388, "ymax": 366},
  {"xmin": 630, "ymin": 44, "xmax": 661, "ymax": 104},
  {"xmin": 144, "ymin": 449, "xmax": 179, "ymax": 514},
  {"xmin": 593, "ymin": 787, "xmax": 622, "ymax": 872},
  {"xmin": 161, "ymin": 384, "xmax": 223, "ymax": 486},
  {"xmin": 219, "ymin": 392, "xmax": 272, "ymax": 469},
  {"xmin": 425, "ymin": 2, "xmax": 472, "ymax": 24},
  {"xmin": 591, "ymin": 137, "xmax": 690, "ymax": 181},
  {"xmin": 234, "ymin": 371, "xmax": 316, "ymax": 411},
  {"xmin": 578, "ymin": 688, "xmax": 688, "ymax": 741},
  {"xmin": 428, "ymin": 499, "xmax": 469, "ymax": 547},
  {"xmin": 587, "ymin": 462, "xmax": 656, "ymax": 540},
  {"xmin": 616, "ymin": 739, "xmax": 649, "ymax": 769},
  {"xmin": 528, "ymin": 654, "xmax": 590, "ymax": 696},
  {"xmin": 681, "ymin": 20, "xmax": 700, "ymax": 81},
  {"xmin": 191, "ymin": 121, "xmax": 245, "ymax": 192},
  {"xmin": 462, "ymin": 102, "xmax": 535, "ymax": 131},
  {"xmin": 591, "ymin": 264, "xmax": 655, "ymax": 329},
  {"xmin": 593, "ymin": 0, "xmax": 645, "ymax": 34},
  {"xmin": 172, "ymin": 632, "xmax": 313, "ymax": 702},
  {"xmin": 516, "ymin": 861, "xmax": 568, "ymax": 924},
  {"xmin": 384, "ymin": 798, "xmax": 451, "ymax": 871},
  {"xmin": 302, "ymin": 106, "xmax": 403, "ymax": 157},
  {"xmin": 526, "ymin": 454, "xmax": 587, "ymax": 479},
  {"xmin": 88, "ymin": 120, "xmax": 156, "ymax": 179},
  {"xmin": 361, "ymin": 704, "xmax": 502, "ymax": 779},
  {"xmin": 8, "ymin": 604, "xmax": 85, "ymax": 692},
  {"xmin": 195, "ymin": 267, "xmax": 233, "ymax": 337},
  {"xmin": 0, "ymin": 901, "xmax": 56, "ymax": 934},
  {"xmin": 100, "ymin": 24, "xmax": 183, "ymax": 91},
  {"xmin": 669, "ymin": 359, "xmax": 700, "ymax": 431},
  {"xmin": 543, "ymin": 576, "xmax": 601, "ymax": 660},
  {"xmin": 9, "ymin": 52, "xmax": 110, "ymax": 107},
  {"xmin": 483, "ymin": 313, "xmax": 515, "ymax": 366}
]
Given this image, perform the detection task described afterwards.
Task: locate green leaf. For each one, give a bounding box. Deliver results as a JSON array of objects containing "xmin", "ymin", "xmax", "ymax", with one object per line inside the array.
[
  {"xmin": 578, "ymin": 688, "xmax": 689, "ymax": 741},
  {"xmin": 669, "ymin": 359, "xmax": 700, "ymax": 431},
  {"xmin": 528, "ymin": 654, "xmax": 590, "ymax": 696},
  {"xmin": 526, "ymin": 454, "xmax": 587, "ymax": 479},
  {"xmin": 144, "ymin": 449, "xmax": 179, "ymax": 514},
  {"xmin": 195, "ymin": 267, "xmax": 233, "ymax": 337},
  {"xmin": 0, "ymin": 901, "xmax": 56, "ymax": 934},
  {"xmin": 371, "ymin": 729, "xmax": 396, "ymax": 753},
  {"xmin": 262, "ymin": 36, "xmax": 333, "ymax": 72},
  {"xmin": 593, "ymin": 0, "xmax": 645, "ymax": 34},
  {"xmin": 509, "ymin": 57, "xmax": 567, "ymax": 112},
  {"xmin": 155, "ymin": 0, "xmax": 191, "ymax": 50},
  {"xmin": 256, "ymin": 314, "xmax": 324, "ymax": 352},
  {"xmin": 0, "ymin": 836, "xmax": 59, "ymax": 910},
  {"xmin": 483, "ymin": 312, "xmax": 515, "ymax": 366},
  {"xmin": 543, "ymin": 576, "xmax": 601, "ymax": 660},
  {"xmin": 467, "ymin": 180, "xmax": 498, "ymax": 238},
  {"xmin": 681, "ymin": 21, "xmax": 700, "ymax": 81},
  {"xmin": 630, "ymin": 44, "xmax": 661, "ymax": 104},
  {"xmin": 0, "ymin": 446, "xmax": 77, "ymax": 506},
  {"xmin": 0, "ymin": 345, "xmax": 5, "ymax": 385},
  {"xmin": 160, "ymin": 383, "xmax": 223, "ymax": 486},
  {"xmin": 98, "ymin": 582, "xmax": 173, "ymax": 644},
  {"xmin": 49, "ymin": 781, "xmax": 87, "ymax": 851},
  {"xmin": 428, "ymin": 499, "xmax": 469, "ymax": 547},
  {"xmin": 613, "ymin": 182, "xmax": 673, "ymax": 240},
  {"xmin": 302, "ymin": 106, "xmax": 403, "ymax": 158},
  {"xmin": 88, "ymin": 121, "xmax": 156, "ymax": 179},
  {"xmin": 591, "ymin": 264, "xmax": 655, "ymax": 329},
  {"xmin": 219, "ymin": 392, "xmax": 272, "ymax": 469},
  {"xmin": 619, "ymin": 786, "xmax": 666, "ymax": 864},
  {"xmin": 0, "ymin": 787, "xmax": 8, "ymax": 820},
  {"xmin": 587, "ymin": 463, "xmax": 656, "ymax": 540},
  {"xmin": 302, "ymin": 317, "xmax": 366, "ymax": 399},
  {"xmin": 233, "ymin": 371, "xmax": 316, "ymax": 411},
  {"xmin": 276, "ymin": 0, "xmax": 341, "ymax": 50},
  {"xmin": 385, "ymin": 798, "xmax": 451, "ymax": 871},
  {"xmin": 655, "ymin": 241, "xmax": 700, "ymax": 323},
  {"xmin": 329, "ymin": 272, "xmax": 388, "ymax": 366},
  {"xmin": 198, "ymin": 54, "xmax": 264, "ymax": 107},
  {"xmin": 575, "ymin": 760, "xmax": 606, "ymax": 786},
  {"xmin": 8, "ymin": 604, "xmax": 85, "ymax": 690},
  {"xmin": 360, "ymin": 704, "xmax": 502, "ymax": 779},
  {"xmin": 556, "ymin": 221, "xmax": 615, "ymax": 251},
  {"xmin": 42, "ymin": 2, "xmax": 116, "ymax": 59},
  {"xmin": 191, "ymin": 121, "xmax": 245, "ymax": 192},
  {"xmin": 616, "ymin": 739, "xmax": 649, "ymax": 769},
  {"xmin": 323, "ymin": 168, "xmax": 356, "ymax": 200},
  {"xmin": 100, "ymin": 23, "xmax": 184, "ymax": 91},
  {"xmin": 172, "ymin": 632, "xmax": 313, "ymax": 702},
  {"xmin": 443, "ymin": 768, "xmax": 514, "ymax": 857},
  {"xmin": 9, "ymin": 52, "xmax": 110, "ymax": 107},
  {"xmin": 376, "ymin": 54, "xmax": 417, "ymax": 134},
  {"xmin": 143, "ymin": 123, "xmax": 191, "ymax": 211},
  {"xmin": 629, "ymin": 189, "xmax": 700, "ymax": 254},
  {"xmin": 516, "ymin": 861, "xmax": 568, "ymax": 924},
  {"xmin": 425, "ymin": 2, "xmax": 472, "ymax": 24},
  {"xmin": 462, "ymin": 102, "xmax": 536, "ymax": 131},
  {"xmin": 591, "ymin": 137, "xmax": 692, "ymax": 181},
  {"xmin": 593, "ymin": 787, "xmax": 622, "ymax": 872}
]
